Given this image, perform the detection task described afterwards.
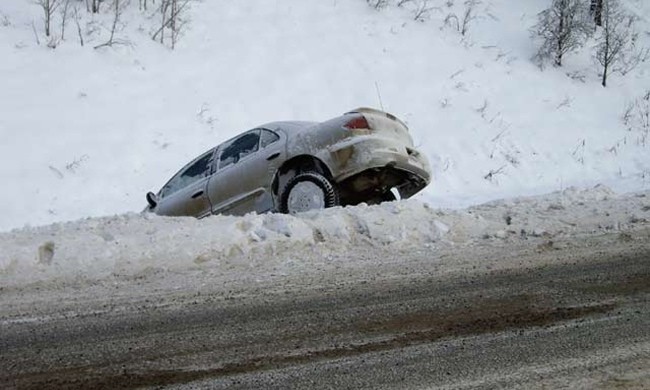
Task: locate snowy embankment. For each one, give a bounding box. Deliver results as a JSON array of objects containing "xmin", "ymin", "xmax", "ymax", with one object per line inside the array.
[
  {"xmin": 0, "ymin": 200, "xmax": 444, "ymax": 287},
  {"xmin": 1, "ymin": 0, "xmax": 649, "ymax": 232},
  {"xmin": 1, "ymin": 186, "xmax": 648, "ymax": 288}
]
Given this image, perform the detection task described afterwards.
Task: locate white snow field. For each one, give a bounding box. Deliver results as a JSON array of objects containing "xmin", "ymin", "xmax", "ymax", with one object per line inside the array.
[{"xmin": 0, "ymin": 0, "xmax": 649, "ymax": 233}]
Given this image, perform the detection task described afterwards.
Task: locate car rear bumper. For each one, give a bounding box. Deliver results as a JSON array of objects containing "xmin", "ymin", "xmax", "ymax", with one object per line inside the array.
[{"xmin": 329, "ymin": 136, "xmax": 432, "ymax": 187}]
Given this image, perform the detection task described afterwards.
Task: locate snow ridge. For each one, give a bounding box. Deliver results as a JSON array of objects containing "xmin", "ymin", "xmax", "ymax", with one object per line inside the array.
[
  {"xmin": 2, "ymin": 186, "xmax": 648, "ymax": 288},
  {"xmin": 0, "ymin": 200, "xmax": 444, "ymax": 287}
]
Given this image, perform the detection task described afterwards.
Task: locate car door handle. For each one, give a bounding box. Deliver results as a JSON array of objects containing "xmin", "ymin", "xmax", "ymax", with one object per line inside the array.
[
  {"xmin": 191, "ymin": 190, "xmax": 204, "ymax": 199},
  {"xmin": 266, "ymin": 152, "xmax": 280, "ymax": 161}
]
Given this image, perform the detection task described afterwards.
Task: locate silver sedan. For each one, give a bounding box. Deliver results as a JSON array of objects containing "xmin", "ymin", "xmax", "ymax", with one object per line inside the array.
[{"xmin": 145, "ymin": 108, "xmax": 431, "ymax": 216}]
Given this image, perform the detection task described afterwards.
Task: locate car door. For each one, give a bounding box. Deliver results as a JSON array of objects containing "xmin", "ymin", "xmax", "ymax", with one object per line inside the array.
[
  {"xmin": 207, "ymin": 128, "xmax": 286, "ymax": 215},
  {"xmin": 155, "ymin": 149, "xmax": 215, "ymax": 217}
]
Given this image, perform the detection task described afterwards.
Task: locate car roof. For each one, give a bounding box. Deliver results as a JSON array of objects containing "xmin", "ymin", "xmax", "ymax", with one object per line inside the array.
[{"xmin": 261, "ymin": 121, "xmax": 318, "ymax": 134}]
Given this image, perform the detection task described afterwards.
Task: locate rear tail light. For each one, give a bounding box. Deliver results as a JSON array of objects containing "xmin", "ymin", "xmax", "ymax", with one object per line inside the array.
[{"xmin": 343, "ymin": 116, "xmax": 370, "ymax": 130}]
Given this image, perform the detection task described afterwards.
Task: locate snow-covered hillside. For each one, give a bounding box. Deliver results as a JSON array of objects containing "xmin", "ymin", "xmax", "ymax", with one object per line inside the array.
[{"xmin": 1, "ymin": 0, "xmax": 649, "ymax": 231}]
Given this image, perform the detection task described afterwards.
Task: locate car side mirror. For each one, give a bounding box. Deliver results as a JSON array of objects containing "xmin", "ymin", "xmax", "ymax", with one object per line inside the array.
[{"xmin": 146, "ymin": 192, "xmax": 158, "ymax": 209}]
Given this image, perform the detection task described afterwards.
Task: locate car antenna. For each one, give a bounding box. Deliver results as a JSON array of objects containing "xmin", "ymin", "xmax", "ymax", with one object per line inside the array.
[{"xmin": 374, "ymin": 81, "xmax": 385, "ymax": 111}]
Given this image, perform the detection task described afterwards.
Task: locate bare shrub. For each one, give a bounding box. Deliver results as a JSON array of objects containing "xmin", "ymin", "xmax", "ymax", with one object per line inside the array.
[
  {"xmin": 484, "ymin": 165, "xmax": 506, "ymax": 182},
  {"xmin": 444, "ymin": 0, "xmax": 480, "ymax": 36},
  {"xmin": 565, "ymin": 70, "xmax": 586, "ymax": 82},
  {"xmin": 444, "ymin": 13, "xmax": 459, "ymax": 31},
  {"xmin": 367, "ymin": 0, "xmax": 391, "ymax": 10},
  {"xmin": 0, "ymin": 12, "xmax": 11, "ymax": 27},
  {"xmin": 413, "ymin": 0, "xmax": 433, "ymax": 22},
  {"xmin": 623, "ymin": 90, "xmax": 650, "ymax": 147},
  {"xmin": 474, "ymin": 99, "xmax": 488, "ymax": 118},
  {"xmin": 65, "ymin": 155, "xmax": 90, "ymax": 173}
]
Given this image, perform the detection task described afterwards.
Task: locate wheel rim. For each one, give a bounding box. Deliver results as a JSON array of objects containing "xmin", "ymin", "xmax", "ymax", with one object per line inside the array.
[{"xmin": 287, "ymin": 181, "xmax": 326, "ymax": 213}]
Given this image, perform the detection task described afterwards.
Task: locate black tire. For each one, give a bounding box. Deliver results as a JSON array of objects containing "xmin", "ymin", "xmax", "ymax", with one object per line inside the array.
[
  {"xmin": 380, "ymin": 190, "xmax": 397, "ymax": 202},
  {"xmin": 365, "ymin": 189, "xmax": 398, "ymax": 205},
  {"xmin": 279, "ymin": 172, "xmax": 339, "ymax": 214}
]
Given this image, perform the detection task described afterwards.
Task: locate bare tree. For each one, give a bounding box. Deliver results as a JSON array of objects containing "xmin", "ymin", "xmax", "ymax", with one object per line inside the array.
[
  {"xmin": 590, "ymin": 0, "xmax": 603, "ymax": 26},
  {"xmin": 152, "ymin": 0, "xmax": 191, "ymax": 49},
  {"xmin": 59, "ymin": 0, "xmax": 71, "ymax": 40},
  {"xmin": 155, "ymin": 0, "xmax": 171, "ymax": 44},
  {"xmin": 36, "ymin": 0, "xmax": 61, "ymax": 37},
  {"xmin": 94, "ymin": 0, "xmax": 128, "ymax": 49},
  {"xmin": 91, "ymin": 0, "xmax": 101, "ymax": 13},
  {"xmin": 460, "ymin": 0, "xmax": 479, "ymax": 36},
  {"xmin": 531, "ymin": 0, "xmax": 591, "ymax": 67},
  {"xmin": 73, "ymin": 5, "xmax": 84, "ymax": 46},
  {"xmin": 170, "ymin": 0, "xmax": 183, "ymax": 49},
  {"xmin": 594, "ymin": 0, "xmax": 648, "ymax": 87},
  {"xmin": 31, "ymin": 20, "xmax": 41, "ymax": 45}
]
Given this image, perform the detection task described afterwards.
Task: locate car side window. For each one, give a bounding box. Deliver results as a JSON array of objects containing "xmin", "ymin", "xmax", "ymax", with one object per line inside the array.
[
  {"xmin": 219, "ymin": 130, "xmax": 261, "ymax": 170},
  {"xmin": 160, "ymin": 150, "xmax": 214, "ymax": 198},
  {"xmin": 260, "ymin": 129, "xmax": 280, "ymax": 148}
]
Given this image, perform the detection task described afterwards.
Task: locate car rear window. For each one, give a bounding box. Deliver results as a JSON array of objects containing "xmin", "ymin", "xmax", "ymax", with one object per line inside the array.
[
  {"xmin": 219, "ymin": 131, "xmax": 260, "ymax": 169},
  {"xmin": 260, "ymin": 129, "xmax": 280, "ymax": 148}
]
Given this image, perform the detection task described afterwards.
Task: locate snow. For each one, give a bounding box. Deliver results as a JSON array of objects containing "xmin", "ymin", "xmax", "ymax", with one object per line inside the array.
[
  {"xmin": 0, "ymin": 200, "xmax": 444, "ymax": 286},
  {"xmin": 0, "ymin": 1, "xmax": 648, "ymax": 232},
  {"xmin": 0, "ymin": 0, "xmax": 649, "ymax": 288},
  {"xmin": 1, "ymin": 185, "xmax": 648, "ymax": 287}
]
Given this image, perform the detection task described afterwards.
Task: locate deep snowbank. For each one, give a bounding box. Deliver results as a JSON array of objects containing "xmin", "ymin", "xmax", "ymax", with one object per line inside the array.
[
  {"xmin": 1, "ymin": 186, "xmax": 648, "ymax": 287},
  {"xmin": 0, "ymin": 200, "xmax": 446, "ymax": 287}
]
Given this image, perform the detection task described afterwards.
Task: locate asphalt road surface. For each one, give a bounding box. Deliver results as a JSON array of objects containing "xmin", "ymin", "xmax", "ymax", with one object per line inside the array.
[{"xmin": 1, "ymin": 229, "xmax": 649, "ymax": 389}]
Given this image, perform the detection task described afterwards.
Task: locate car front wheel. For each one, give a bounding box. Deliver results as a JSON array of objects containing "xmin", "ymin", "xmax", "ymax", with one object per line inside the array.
[{"xmin": 279, "ymin": 172, "xmax": 339, "ymax": 214}]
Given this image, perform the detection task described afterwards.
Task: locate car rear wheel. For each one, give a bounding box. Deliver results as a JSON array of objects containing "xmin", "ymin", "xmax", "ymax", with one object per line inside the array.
[{"xmin": 279, "ymin": 172, "xmax": 339, "ymax": 214}]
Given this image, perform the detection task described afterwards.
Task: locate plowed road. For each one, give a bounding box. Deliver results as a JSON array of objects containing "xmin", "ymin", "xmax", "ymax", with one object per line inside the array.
[{"xmin": 2, "ymin": 229, "xmax": 649, "ymax": 389}]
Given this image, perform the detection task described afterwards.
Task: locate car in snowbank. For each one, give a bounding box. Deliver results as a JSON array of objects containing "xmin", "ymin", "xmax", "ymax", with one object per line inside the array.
[{"xmin": 145, "ymin": 108, "xmax": 431, "ymax": 217}]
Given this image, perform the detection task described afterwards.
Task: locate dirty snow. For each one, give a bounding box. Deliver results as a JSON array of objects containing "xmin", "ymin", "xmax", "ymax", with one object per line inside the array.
[
  {"xmin": 1, "ymin": 185, "xmax": 648, "ymax": 287},
  {"xmin": 0, "ymin": 200, "xmax": 443, "ymax": 286}
]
